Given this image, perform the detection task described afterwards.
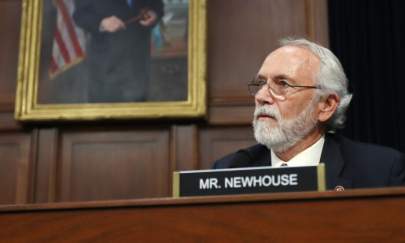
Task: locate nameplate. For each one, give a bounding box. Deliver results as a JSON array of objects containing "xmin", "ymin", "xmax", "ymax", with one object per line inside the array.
[{"xmin": 173, "ymin": 164, "xmax": 325, "ymax": 197}]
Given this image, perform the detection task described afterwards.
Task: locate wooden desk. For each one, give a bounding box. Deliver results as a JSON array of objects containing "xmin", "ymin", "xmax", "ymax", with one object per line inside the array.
[{"xmin": 1, "ymin": 188, "xmax": 405, "ymax": 242}]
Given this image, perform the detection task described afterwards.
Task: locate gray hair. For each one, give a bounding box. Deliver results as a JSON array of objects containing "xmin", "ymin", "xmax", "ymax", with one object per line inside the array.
[{"xmin": 279, "ymin": 37, "xmax": 353, "ymax": 130}]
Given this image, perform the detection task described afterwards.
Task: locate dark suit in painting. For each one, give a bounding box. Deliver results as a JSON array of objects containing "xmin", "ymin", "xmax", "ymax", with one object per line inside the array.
[
  {"xmin": 73, "ymin": 0, "xmax": 164, "ymax": 102},
  {"xmin": 213, "ymin": 134, "xmax": 405, "ymax": 190}
]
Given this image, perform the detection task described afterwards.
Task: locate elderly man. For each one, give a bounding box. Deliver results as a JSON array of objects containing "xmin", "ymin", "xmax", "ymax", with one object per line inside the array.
[{"xmin": 213, "ymin": 38, "xmax": 405, "ymax": 190}]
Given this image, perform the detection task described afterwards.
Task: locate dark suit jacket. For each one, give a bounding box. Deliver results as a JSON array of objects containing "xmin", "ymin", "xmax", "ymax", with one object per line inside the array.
[
  {"xmin": 73, "ymin": 0, "xmax": 164, "ymax": 102},
  {"xmin": 213, "ymin": 134, "xmax": 405, "ymax": 190}
]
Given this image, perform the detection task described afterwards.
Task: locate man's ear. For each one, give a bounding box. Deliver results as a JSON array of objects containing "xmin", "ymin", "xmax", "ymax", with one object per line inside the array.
[{"xmin": 317, "ymin": 93, "xmax": 339, "ymax": 122}]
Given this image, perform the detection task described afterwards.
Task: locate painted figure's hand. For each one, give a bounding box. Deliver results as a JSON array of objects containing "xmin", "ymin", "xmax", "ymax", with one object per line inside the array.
[
  {"xmin": 100, "ymin": 16, "xmax": 126, "ymax": 32},
  {"xmin": 139, "ymin": 10, "xmax": 158, "ymax": 27}
]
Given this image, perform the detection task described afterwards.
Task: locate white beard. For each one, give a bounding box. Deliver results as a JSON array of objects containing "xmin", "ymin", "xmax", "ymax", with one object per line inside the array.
[{"xmin": 252, "ymin": 100, "xmax": 318, "ymax": 153}]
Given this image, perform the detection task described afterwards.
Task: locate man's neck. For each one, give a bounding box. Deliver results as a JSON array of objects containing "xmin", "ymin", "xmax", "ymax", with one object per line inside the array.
[{"xmin": 274, "ymin": 128, "xmax": 324, "ymax": 161}]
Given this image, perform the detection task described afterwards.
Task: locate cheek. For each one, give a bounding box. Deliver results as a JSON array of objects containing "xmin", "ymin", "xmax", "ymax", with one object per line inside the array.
[{"xmin": 279, "ymin": 100, "xmax": 309, "ymax": 119}]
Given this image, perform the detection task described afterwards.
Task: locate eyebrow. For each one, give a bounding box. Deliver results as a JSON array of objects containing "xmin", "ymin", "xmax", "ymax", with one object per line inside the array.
[
  {"xmin": 256, "ymin": 74, "xmax": 267, "ymax": 80},
  {"xmin": 256, "ymin": 74, "xmax": 297, "ymax": 84}
]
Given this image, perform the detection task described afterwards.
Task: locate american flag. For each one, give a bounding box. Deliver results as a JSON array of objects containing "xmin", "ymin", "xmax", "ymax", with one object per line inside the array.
[{"xmin": 49, "ymin": 0, "xmax": 86, "ymax": 78}]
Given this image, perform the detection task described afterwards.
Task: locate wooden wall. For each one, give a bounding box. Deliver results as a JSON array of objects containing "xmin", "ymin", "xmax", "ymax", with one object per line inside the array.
[{"xmin": 0, "ymin": 0, "xmax": 328, "ymax": 204}]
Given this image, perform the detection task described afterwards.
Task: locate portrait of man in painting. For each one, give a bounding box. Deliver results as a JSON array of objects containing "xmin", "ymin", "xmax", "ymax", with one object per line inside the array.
[{"xmin": 37, "ymin": 0, "xmax": 189, "ymax": 104}]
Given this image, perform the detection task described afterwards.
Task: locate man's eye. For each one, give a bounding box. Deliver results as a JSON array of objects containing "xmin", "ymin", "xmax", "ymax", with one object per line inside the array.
[
  {"xmin": 255, "ymin": 79, "xmax": 267, "ymax": 86},
  {"xmin": 278, "ymin": 80, "xmax": 290, "ymax": 87}
]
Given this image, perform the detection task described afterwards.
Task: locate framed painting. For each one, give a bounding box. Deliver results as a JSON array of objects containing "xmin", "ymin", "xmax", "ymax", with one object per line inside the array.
[{"xmin": 15, "ymin": 0, "xmax": 206, "ymax": 121}]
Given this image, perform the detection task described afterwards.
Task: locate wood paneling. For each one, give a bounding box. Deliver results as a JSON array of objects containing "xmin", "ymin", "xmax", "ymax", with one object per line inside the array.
[
  {"xmin": 34, "ymin": 128, "xmax": 58, "ymax": 203},
  {"xmin": 208, "ymin": 105, "xmax": 255, "ymax": 125},
  {"xmin": 58, "ymin": 129, "xmax": 171, "ymax": 201},
  {"xmin": 208, "ymin": 0, "xmax": 305, "ymax": 101},
  {"xmin": 171, "ymin": 125, "xmax": 198, "ymax": 171},
  {"xmin": 305, "ymin": 0, "xmax": 329, "ymax": 47},
  {"xmin": 199, "ymin": 126, "xmax": 256, "ymax": 169},
  {"xmin": 0, "ymin": 112, "xmax": 22, "ymax": 131},
  {"xmin": 0, "ymin": 0, "xmax": 21, "ymax": 110},
  {"xmin": 0, "ymin": 132, "xmax": 32, "ymax": 204}
]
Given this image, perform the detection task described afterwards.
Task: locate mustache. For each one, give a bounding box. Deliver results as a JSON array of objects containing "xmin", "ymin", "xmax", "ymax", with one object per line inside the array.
[{"xmin": 254, "ymin": 105, "xmax": 281, "ymax": 121}]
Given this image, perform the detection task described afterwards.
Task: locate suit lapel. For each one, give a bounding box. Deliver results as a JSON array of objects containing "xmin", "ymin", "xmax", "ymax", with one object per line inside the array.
[
  {"xmin": 321, "ymin": 135, "xmax": 352, "ymax": 189},
  {"xmin": 249, "ymin": 145, "xmax": 271, "ymax": 167},
  {"xmin": 258, "ymin": 147, "xmax": 271, "ymax": 166}
]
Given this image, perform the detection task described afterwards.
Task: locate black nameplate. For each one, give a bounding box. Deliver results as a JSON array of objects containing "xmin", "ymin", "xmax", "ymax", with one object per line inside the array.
[{"xmin": 173, "ymin": 164, "xmax": 325, "ymax": 197}]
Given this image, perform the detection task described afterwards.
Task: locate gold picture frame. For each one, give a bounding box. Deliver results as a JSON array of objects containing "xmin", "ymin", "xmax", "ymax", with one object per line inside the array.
[{"xmin": 15, "ymin": 0, "xmax": 206, "ymax": 121}]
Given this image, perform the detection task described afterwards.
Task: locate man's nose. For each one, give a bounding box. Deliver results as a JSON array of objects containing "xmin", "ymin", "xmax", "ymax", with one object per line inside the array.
[{"xmin": 255, "ymin": 85, "xmax": 275, "ymax": 106}]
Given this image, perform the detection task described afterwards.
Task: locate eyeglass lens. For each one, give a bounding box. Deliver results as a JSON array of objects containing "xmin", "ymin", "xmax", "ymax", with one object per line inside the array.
[{"xmin": 249, "ymin": 81, "xmax": 287, "ymax": 100}]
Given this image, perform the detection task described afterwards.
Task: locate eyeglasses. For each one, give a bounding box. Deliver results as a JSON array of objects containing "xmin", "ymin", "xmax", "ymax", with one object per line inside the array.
[{"xmin": 248, "ymin": 78, "xmax": 320, "ymax": 101}]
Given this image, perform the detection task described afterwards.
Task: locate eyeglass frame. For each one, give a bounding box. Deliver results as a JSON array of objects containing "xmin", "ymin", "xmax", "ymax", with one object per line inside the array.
[{"xmin": 247, "ymin": 77, "xmax": 320, "ymax": 100}]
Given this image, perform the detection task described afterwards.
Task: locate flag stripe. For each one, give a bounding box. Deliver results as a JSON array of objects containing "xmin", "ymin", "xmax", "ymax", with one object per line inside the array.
[
  {"xmin": 50, "ymin": 56, "xmax": 59, "ymax": 74},
  {"xmin": 54, "ymin": 28, "xmax": 71, "ymax": 64},
  {"xmin": 49, "ymin": 0, "xmax": 86, "ymax": 78},
  {"xmin": 59, "ymin": 15, "xmax": 77, "ymax": 60},
  {"xmin": 55, "ymin": 0, "xmax": 84, "ymax": 57},
  {"xmin": 53, "ymin": 39, "xmax": 65, "ymax": 67}
]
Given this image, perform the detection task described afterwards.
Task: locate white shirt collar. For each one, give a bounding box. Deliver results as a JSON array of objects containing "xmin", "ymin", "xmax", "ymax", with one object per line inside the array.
[{"xmin": 271, "ymin": 136, "xmax": 325, "ymax": 167}]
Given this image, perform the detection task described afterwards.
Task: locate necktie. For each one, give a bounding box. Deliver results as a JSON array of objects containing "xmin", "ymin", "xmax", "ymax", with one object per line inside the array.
[
  {"xmin": 281, "ymin": 163, "xmax": 288, "ymax": 167},
  {"xmin": 127, "ymin": 0, "xmax": 132, "ymax": 7}
]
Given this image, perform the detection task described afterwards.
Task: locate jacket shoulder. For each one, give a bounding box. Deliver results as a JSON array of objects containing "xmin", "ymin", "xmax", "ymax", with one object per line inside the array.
[
  {"xmin": 333, "ymin": 134, "xmax": 405, "ymax": 186},
  {"xmin": 212, "ymin": 144, "xmax": 269, "ymax": 169},
  {"xmin": 336, "ymin": 135, "xmax": 403, "ymax": 160}
]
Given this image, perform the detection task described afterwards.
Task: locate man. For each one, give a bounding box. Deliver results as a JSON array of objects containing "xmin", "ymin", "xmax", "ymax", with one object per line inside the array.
[
  {"xmin": 213, "ymin": 38, "xmax": 405, "ymax": 190},
  {"xmin": 73, "ymin": 0, "xmax": 164, "ymax": 102}
]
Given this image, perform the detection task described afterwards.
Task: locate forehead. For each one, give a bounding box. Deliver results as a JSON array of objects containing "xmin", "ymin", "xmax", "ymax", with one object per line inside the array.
[{"xmin": 258, "ymin": 46, "xmax": 320, "ymax": 83}]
